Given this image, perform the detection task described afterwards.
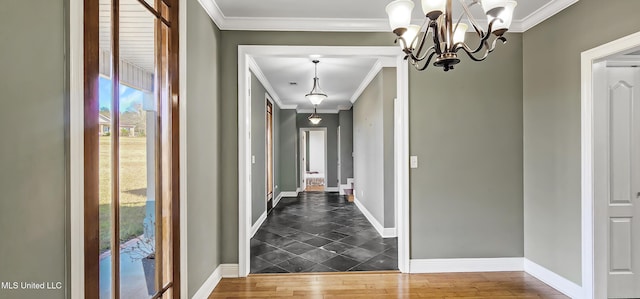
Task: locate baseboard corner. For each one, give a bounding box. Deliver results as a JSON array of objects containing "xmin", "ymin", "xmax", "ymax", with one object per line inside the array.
[{"xmin": 523, "ymin": 258, "xmax": 582, "ymax": 299}]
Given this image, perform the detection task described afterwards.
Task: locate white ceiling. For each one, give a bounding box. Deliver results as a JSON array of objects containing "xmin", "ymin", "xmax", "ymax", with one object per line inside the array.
[
  {"xmin": 229, "ymin": 1, "xmax": 580, "ymax": 111},
  {"xmin": 202, "ymin": 0, "xmax": 579, "ymax": 32},
  {"xmin": 253, "ymin": 56, "xmax": 381, "ymax": 111}
]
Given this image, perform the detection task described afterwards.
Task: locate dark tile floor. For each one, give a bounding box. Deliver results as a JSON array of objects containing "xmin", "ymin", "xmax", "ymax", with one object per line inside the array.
[{"xmin": 250, "ymin": 192, "xmax": 398, "ymax": 273}]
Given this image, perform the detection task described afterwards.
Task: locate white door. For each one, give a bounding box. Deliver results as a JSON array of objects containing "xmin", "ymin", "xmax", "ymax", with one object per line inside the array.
[{"xmin": 606, "ymin": 66, "xmax": 640, "ymax": 298}]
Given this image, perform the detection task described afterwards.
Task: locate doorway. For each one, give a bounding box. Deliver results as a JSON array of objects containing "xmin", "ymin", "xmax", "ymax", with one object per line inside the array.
[
  {"xmin": 581, "ymin": 31, "xmax": 640, "ymax": 299},
  {"xmin": 300, "ymin": 128, "xmax": 328, "ymax": 192},
  {"xmin": 238, "ymin": 46, "xmax": 410, "ymax": 277}
]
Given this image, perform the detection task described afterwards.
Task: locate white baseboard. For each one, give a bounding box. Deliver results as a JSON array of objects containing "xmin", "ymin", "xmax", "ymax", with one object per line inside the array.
[
  {"xmin": 410, "ymin": 257, "xmax": 524, "ymax": 273},
  {"xmin": 274, "ymin": 193, "xmax": 283, "ymax": 207},
  {"xmin": 191, "ymin": 264, "xmax": 239, "ymax": 299},
  {"xmin": 325, "ymin": 187, "xmax": 339, "ymax": 192},
  {"xmin": 191, "ymin": 265, "xmax": 223, "ymax": 299},
  {"xmin": 353, "ymin": 197, "xmax": 397, "ymax": 238},
  {"xmin": 280, "ymin": 191, "xmax": 298, "ymax": 198},
  {"xmin": 296, "ymin": 187, "xmax": 302, "ymax": 193},
  {"xmin": 524, "ymin": 258, "xmax": 582, "ymax": 299},
  {"xmin": 250, "ymin": 211, "xmax": 267, "ymax": 238},
  {"xmin": 220, "ymin": 263, "xmax": 239, "ymax": 278}
]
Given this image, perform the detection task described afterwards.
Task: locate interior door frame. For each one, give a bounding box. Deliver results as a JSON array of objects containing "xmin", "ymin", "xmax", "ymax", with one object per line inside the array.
[
  {"xmin": 581, "ymin": 30, "xmax": 640, "ymax": 299},
  {"xmin": 238, "ymin": 46, "xmax": 410, "ymax": 277},
  {"xmin": 299, "ymin": 127, "xmax": 328, "ymax": 191}
]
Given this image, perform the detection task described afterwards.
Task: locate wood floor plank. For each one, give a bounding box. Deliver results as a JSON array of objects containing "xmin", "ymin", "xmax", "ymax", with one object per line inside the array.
[{"xmin": 209, "ymin": 272, "xmax": 568, "ymax": 299}]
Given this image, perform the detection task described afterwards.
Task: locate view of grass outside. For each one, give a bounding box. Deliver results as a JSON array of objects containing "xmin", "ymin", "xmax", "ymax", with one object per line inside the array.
[
  {"xmin": 99, "ymin": 136, "xmax": 149, "ymax": 252},
  {"xmin": 99, "ymin": 76, "xmax": 151, "ymax": 252}
]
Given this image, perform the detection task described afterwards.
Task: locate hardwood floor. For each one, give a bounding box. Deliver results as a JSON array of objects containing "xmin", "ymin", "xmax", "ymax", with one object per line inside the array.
[
  {"xmin": 305, "ymin": 185, "xmax": 325, "ymax": 192},
  {"xmin": 209, "ymin": 271, "xmax": 568, "ymax": 299}
]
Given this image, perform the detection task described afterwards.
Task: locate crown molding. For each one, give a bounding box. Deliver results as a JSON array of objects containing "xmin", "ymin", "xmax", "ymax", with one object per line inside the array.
[
  {"xmin": 350, "ymin": 60, "xmax": 383, "ymax": 104},
  {"xmin": 247, "ymin": 56, "xmax": 298, "ymax": 109},
  {"xmin": 222, "ymin": 17, "xmax": 393, "ymax": 32},
  {"xmin": 197, "ymin": 0, "xmax": 226, "ymax": 29},
  {"xmin": 296, "ymin": 108, "xmax": 341, "ymax": 114},
  {"xmin": 520, "ymin": 0, "xmax": 579, "ymax": 32},
  {"xmin": 197, "ymin": 0, "xmax": 580, "ymax": 33}
]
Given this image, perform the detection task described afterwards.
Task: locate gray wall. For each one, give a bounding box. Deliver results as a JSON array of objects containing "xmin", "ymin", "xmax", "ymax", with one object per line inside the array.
[
  {"xmin": 338, "ymin": 109, "xmax": 353, "ymax": 184},
  {"xmin": 523, "ymin": 0, "xmax": 640, "ymax": 285},
  {"xmin": 0, "ymin": 1, "xmax": 68, "ymax": 298},
  {"xmin": 296, "ymin": 113, "xmax": 340, "ymax": 188},
  {"xmin": 354, "ymin": 71, "xmax": 386, "ymax": 226},
  {"xmin": 353, "ymin": 68, "xmax": 396, "ymax": 229},
  {"xmin": 278, "ymin": 109, "xmax": 298, "ymax": 192},
  {"xmin": 409, "ymin": 33, "xmax": 524, "ymax": 259},
  {"xmin": 382, "ymin": 68, "xmax": 396, "ymax": 227},
  {"xmin": 186, "ymin": 0, "xmax": 222, "ymax": 296},
  {"xmin": 219, "ymin": 31, "xmax": 525, "ymax": 263}
]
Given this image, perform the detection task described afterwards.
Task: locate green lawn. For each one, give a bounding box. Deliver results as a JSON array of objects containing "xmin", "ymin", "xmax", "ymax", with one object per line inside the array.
[{"xmin": 99, "ymin": 136, "xmax": 149, "ymax": 252}]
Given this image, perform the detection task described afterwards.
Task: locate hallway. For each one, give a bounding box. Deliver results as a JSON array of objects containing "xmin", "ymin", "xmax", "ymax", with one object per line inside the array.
[{"xmin": 250, "ymin": 192, "xmax": 398, "ymax": 273}]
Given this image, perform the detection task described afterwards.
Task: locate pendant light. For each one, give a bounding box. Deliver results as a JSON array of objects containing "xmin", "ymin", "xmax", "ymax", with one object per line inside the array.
[
  {"xmin": 305, "ymin": 60, "xmax": 328, "ymax": 105},
  {"xmin": 308, "ymin": 106, "xmax": 322, "ymax": 125}
]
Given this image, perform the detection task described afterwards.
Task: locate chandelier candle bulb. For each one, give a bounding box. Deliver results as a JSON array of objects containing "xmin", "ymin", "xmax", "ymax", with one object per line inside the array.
[
  {"xmin": 421, "ymin": 0, "xmax": 446, "ymax": 19},
  {"xmin": 402, "ymin": 25, "xmax": 422, "ymax": 50},
  {"xmin": 453, "ymin": 23, "xmax": 468, "ymax": 44},
  {"xmin": 385, "ymin": 0, "xmax": 415, "ymax": 35},
  {"xmin": 489, "ymin": 0, "xmax": 517, "ymax": 35},
  {"xmin": 480, "ymin": 0, "xmax": 507, "ymax": 17}
]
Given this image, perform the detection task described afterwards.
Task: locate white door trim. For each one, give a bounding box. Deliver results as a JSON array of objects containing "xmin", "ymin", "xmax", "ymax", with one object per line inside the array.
[
  {"xmin": 238, "ymin": 45, "xmax": 409, "ymax": 277},
  {"xmin": 70, "ymin": 0, "xmax": 84, "ymax": 297},
  {"xmin": 581, "ymin": 30, "xmax": 640, "ymax": 299}
]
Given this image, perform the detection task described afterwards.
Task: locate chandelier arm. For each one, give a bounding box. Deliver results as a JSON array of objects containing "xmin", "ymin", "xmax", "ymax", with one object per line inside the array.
[
  {"xmin": 456, "ymin": 35, "xmax": 506, "ymax": 62},
  {"xmin": 411, "ymin": 19, "xmax": 431, "ymax": 56},
  {"xmin": 411, "ymin": 50, "xmax": 438, "ymax": 71},
  {"xmin": 413, "ymin": 45, "xmax": 437, "ymax": 62},
  {"xmin": 457, "ymin": 0, "xmax": 485, "ymax": 36},
  {"xmin": 461, "ymin": 17, "xmax": 501, "ymax": 54}
]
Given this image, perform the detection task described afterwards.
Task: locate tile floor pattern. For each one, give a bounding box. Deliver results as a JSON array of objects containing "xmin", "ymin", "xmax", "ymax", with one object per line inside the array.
[{"xmin": 250, "ymin": 192, "xmax": 398, "ymax": 273}]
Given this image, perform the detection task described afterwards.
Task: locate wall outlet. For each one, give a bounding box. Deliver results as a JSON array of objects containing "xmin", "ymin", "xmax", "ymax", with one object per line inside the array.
[
  {"xmin": 251, "ymin": 155, "xmax": 255, "ymax": 164},
  {"xmin": 360, "ymin": 190, "xmax": 364, "ymax": 198},
  {"xmin": 410, "ymin": 156, "xmax": 418, "ymax": 168}
]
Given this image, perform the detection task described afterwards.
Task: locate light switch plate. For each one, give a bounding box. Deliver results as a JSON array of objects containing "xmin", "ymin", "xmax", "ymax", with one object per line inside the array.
[{"xmin": 410, "ymin": 156, "xmax": 418, "ymax": 168}]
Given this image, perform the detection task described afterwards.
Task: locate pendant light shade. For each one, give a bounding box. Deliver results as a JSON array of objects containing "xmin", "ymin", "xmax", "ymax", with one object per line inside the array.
[
  {"xmin": 308, "ymin": 106, "xmax": 322, "ymax": 125},
  {"xmin": 305, "ymin": 60, "xmax": 328, "ymax": 106}
]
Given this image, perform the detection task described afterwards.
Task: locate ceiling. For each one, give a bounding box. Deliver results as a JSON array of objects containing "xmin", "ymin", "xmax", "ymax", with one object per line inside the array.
[
  {"xmin": 201, "ymin": 0, "xmax": 579, "ymax": 32},
  {"xmin": 253, "ymin": 56, "xmax": 381, "ymax": 111},
  {"xmin": 221, "ymin": 0, "xmax": 580, "ymax": 112},
  {"xmin": 101, "ymin": 0, "xmax": 581, "ymax": 110}
]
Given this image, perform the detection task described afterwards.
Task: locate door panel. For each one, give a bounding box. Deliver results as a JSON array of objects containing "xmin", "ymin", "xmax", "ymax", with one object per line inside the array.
[{"xmin": 606, "ymin": 67, "xmax": 640, "ymax": 298}]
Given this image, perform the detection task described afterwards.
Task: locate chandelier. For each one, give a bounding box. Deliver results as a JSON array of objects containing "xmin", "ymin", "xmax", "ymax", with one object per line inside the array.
[
  {"xmin": 308, "ymin": 106, "xmax": 322, "ymax": 124},
  {"xmin": 305, "ymin": 60, "xmax": 327, "ymax": 105},
  {"xmin": 385, "ymin": 0, "xmax": 517, "ymax": 71}
]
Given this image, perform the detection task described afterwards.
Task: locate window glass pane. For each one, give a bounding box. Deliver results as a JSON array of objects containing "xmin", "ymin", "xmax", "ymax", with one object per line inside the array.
[
  {"xmin": 98, "ymin": 0, "xmax": 113, "ymax": 296},
  {"xmin": 119, "ymin": 2, "xmax": 157, "ymax": 298}
]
